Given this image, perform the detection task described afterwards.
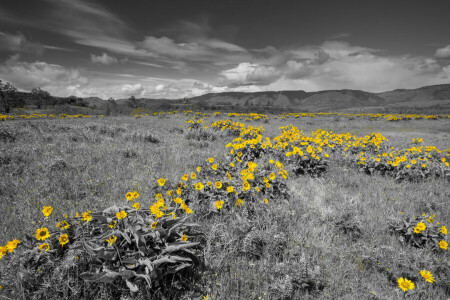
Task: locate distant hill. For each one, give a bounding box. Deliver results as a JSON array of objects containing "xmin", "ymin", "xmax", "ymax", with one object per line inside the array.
[
  {"xmin": 3, "ymin": 83, "xmax": 450, "ymax": 115},
  {"xmin": 181, "ymin": 84, "xmax": 450, "ymax": 113}
]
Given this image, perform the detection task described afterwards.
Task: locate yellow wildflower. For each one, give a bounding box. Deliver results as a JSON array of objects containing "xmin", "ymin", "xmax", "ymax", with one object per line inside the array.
[
  {"xmin": 419, "ymin": 270, "xmax": 435, "ymax": 283},
  {"xmin": 106, "ymin": 235, "xmax": 117, "ymax": 246},
  {"xmin": 35, "ymin": 227, "xmax": 50, "ymax": 241},
  {"xmin": 59, "ymin": 234, "xmax": 69, "ymax": 246},
  {"xmin": 116, "ymin": 210, "xmax": 127, "ymax": 220},
  {"xmin": 215, "ymin": 200, "xmax": 224, "ymax": 210},
  {"xmin": 158, "ymin": 178, "xmax": 166, "ymax": 186},
  {"xmin": 42, "ymin": 205, "xmax": 53, "ymax": 218},
  {"xmin": 38, "ymin": 242, "xmax": 50, "ymax": 252},
  {"xmin": 398, "ymin": 277, "xmax": 415, "ymax": 292}
]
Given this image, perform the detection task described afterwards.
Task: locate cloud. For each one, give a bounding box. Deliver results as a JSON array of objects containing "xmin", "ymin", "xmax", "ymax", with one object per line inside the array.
[
  {"xmin": 155, "ymin": 84, "xmax": 164, "ymax": 92},
  {"xmin": 218, "ymin": 41, "xmax": 450, "ymax": 92},
  {"xmin": 0, "ymin": 55, "xmax": 88, "ymax": 95},
  {"xmin": 0, "ymin": 31, "xmax": 43, "ymax": 55},
  {"xmin": 220, "ymin": 63, "xmax": 281, "ymax": 86},
  {"xmin": 90, "ymin": 52, "xmax": 118, "ymax": 65},
  {"xmin": 121, "ymin": 83, "xmax": 144, "ymax": 96},
  {"xmin": 139, "ymin": 35, "xmax": 248, "ymax": 63},
  {"xmin": 435, "ymin": 45, "xmax": 450, "ymax": 59}
]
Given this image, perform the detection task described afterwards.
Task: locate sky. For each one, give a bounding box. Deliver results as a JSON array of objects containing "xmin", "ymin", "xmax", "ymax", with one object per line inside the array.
[{"xmin": 1, "ymin": 0, "xmax": 450, "ymax": 99}]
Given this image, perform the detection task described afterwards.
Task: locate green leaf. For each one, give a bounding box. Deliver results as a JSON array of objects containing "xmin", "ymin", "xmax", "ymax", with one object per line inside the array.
[
  {"xmin": 119, "ymin": 230, "xmax": 132, "ymax": 244},
  {"xmin": 80, "ymin": 270, "xmax": 120, "ymax": 283},
  {"xmin": 160, "ymin": 242, "xmax": 200, "ymax": 255},
  {"xmin": 126, "ymin": 279, "xmax": 139, "ymax": 292}
]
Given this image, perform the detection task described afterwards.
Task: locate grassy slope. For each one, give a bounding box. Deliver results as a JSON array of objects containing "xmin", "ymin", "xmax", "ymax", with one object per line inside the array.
[{"xmin": 0, "ymin": 113, "xmax": 449, "ymax": 299}]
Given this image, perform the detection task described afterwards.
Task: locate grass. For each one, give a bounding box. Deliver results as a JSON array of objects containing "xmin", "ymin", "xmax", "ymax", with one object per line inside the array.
[{"xmin": 0, "ymin": 111, "xmax": 449, "ymax": 299}]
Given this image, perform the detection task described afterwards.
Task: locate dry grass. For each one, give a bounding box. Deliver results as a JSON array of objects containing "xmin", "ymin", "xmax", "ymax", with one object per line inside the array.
[{"xmin": 0, "ymin": 112, "xmax": 449, "ymax": 299}]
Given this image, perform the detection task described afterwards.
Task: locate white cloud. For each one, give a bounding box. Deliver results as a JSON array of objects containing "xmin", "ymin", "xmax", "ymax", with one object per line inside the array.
[
  {"xmin": 221, "ymin": 62, "xmax": 280, "ymax": 86},
  {"xmin": 90, "ymin": 52, "xmax": 118, "ymax": 65},
  {"xmin": 0, "ymin": 56, "xmax": 88, "ymax": 95},
  {"xmin": 155, "ymin": 84, "xmax": 164, "ymax": 91},
  {"xmin": 435, "ymin": 45, "xmax": 450, "ymax": 59},
  {"xmin": 121, "ymin": 83, "xmax": 144, "ymax": 96},
  {"xmin": 139, "ymin": 35, "xmax": 249, "ymax": 63},
  {"xmin": 218, "ymin": 41, "xmax": 450, "ymax": 93}
]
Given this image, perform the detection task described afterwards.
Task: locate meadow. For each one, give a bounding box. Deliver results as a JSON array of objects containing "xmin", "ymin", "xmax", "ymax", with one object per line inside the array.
[{"xmin": 0, "ymin": 109, "xmax": 449, "ymax": 299}]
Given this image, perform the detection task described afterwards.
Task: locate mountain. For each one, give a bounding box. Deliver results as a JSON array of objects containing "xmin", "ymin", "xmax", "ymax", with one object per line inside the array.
[{"xmin": 182, "ymin": 84, "xmax": 450, "ymax": 113}]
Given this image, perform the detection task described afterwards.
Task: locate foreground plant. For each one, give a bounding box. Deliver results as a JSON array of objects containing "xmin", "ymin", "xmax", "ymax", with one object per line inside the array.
[{"xmin": 0, "ymin": 196, "xmax": 203, "ymax": 298}]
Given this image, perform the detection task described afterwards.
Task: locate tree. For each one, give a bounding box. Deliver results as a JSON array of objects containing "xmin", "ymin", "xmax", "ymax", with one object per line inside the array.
[
  {"xmin": 31, "ymin": 88, "xmax": 51, "ymax": 109},
  {"xmin": 106, "ymin": 97, "xmax": 117, "ymax": 116},
  {"xmin": 0, "ymin": 80, "xmax": 18, "ymax": 113},
  {"xmin": 128, "ymin": 95, "xmax": 137, "ymax": 108}
]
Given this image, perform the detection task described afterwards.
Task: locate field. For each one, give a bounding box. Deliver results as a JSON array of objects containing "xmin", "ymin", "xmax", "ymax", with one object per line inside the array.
[{"xmin": 0, "ymin": 110, "xmax": 449, "ymax": 299}]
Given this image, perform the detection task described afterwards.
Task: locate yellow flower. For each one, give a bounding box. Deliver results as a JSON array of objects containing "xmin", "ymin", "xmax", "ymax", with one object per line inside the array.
[
  {"xmin": 63, "ymin": 213, "xmax": 68, "ymax": 219},
  {"xmin": 181, "ymin": 234, "xmax": 188, "ymax": 241},
  {"xmin": 150, "ymin": 222, "xmax": 157, "ymax": 230},
  {"xmin": 35, "ymin": 227, "xmax": 50, "ymax": 241},
  {"xmin": 215, "ymin": 200, "xmax": 224, "ymax": 210},
  {"xmin": 75, "ymin": 212, "xmax": 80, "ymax": 218},
  {"xmin": 227, "ymin": 186, "xmax": 234, "ymax": 193},
  {"xmin": 211, "ymin": 164, "xmax": 218, "ymax": 171},
  {"xmin": 158, "ymin": 178, "xmax": 166, "ymax": 186},
  {"xmin": 0, "ymin": 246, "xmax": 7, "ymax": 257},
  {"xmin": 132, "ymin": 202, "xmax": 140, "ymax": 210},
  {"xmin": 422, "ymin": 163, "xmax": 427, "ymax": 168},
  {"xmin": 132, "ymin": 191, "xmax": 139, "ymax": 199},
  {"xmin": 439, "ymin": 240, "xmax": 448, "ymax": 250},
  {"xmin": 197, "ymin": 166, "xmax": 201, "ymax": 173},
  {"xmin": 82, "ymin": 211, "xmax": 92, "ymax": 222},
  {"xmin": 441, "ymin": 157, "xmax": 446, "ymax": 162},
  {"xmin": 57, "ymin": 220, "xmax": 70, "ymax": 230},
  {"xmin": 264, "ymin": 198, "xmax": 269, "ymax": 204},
  {"xmin": 195, "ymin": 182, "xmax": 204, "ymax": 190},
  {"xmin": 398, "ymin": 277, "xmax": 415, "ymax": 292},
  {"xmin": 42, "ymin": 205, "xmax": 53, "ymax": 218},
  {"xmin": 116, "ymin": 210, "xmax": 127, "ymax": 220},
  {"xmin": 230, "ymin": 162, "xmax": 234, "ymax": 168},
  {"xmin": 419, "ymin": 270, "xmax": 435, "ymax": 283},
  {"xmin": 414, "ymin": 222, "xmax": 426, "ymax": 233},
  {"xmin": 236, "ymin": 199, "xmax": 244, "ymax": 206},
  {"xmin": 215, "ymin": 181, "xmax": 222, "ymax": 189},
  {"xmin": 427, "ymin": 216, "xmax": 433, "ymax": 223},
  {"xmin": 406, "ymin": 165, "xmax": 411, "ymax": 169},
  {"xmin": 269, "ymin": 159, "xmax": 274, "ymax": 164},
  {"xmin": 106, "ymin": 235, "xmax": 117, "ymax": 246},
  {"xmin": 440, "ymin": 226, "xmax": 447, "ymax": 235},
  {"xmin": 38, "ymin": 242, "xmax": 50, "ymax": 252},
  {"xmin": 6, "ymin": 239, "xmax": 20, "ymax": 253},
  {"xmin": 59, "ymin": 233, "xmax": 69, "ymax": 246},
  {"xmin": 181, "ymin": 174, "xmax": 188, "ymax": 181},
  {"xmin": 207, "ymin": 157, "xmax": 214, "ymax": 163},
  {"xmin": 191, "ymin": 172, "xmax": 197, "ymax": 179},
  {"xmin": 126, "ymin": 192, "xmax": 134, "ymax": 201},
  {"xmin": 109, "ymin": 220, "xmax": 116, "ymax": 228},
  {"xmin": 243, "ymin": 181, "xmax": 250, "ymax": 191},
  {"xmin": 266, "ymin": 182, "xmax": 271, "ymax": 188},
  {"xmin": 269, "ymin": 172, "xmax": 276, "ymax": 180}
]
